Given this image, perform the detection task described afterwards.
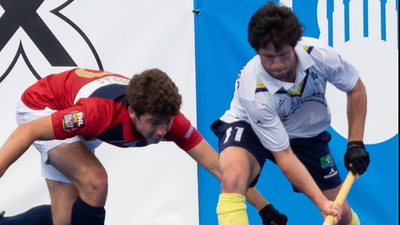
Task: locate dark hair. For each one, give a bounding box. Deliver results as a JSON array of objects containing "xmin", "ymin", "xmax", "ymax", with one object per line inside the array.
[
  {"xmin": 125, "ymin": 68, "xmax": 182, "ymax": 118},
  {"xmin": 248, "ymin": 1, "xmax": 304, "ymax": 51}
]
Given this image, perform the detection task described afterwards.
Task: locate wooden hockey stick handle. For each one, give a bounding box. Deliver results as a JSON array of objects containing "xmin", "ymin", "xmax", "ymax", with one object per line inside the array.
[{"xmin": 322, "ymin": 171, "xmax": 355, "ymax": 225}]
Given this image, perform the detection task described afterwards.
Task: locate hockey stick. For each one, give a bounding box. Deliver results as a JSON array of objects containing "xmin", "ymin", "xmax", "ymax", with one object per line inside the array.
[{"xmin": 322, "ymin": 170, "xmax": 355, "ymax": 225}]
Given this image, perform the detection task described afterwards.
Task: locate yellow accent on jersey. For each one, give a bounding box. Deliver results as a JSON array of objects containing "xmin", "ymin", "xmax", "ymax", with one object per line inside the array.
[
  {"xmin": 256, "ymin": 83, "xmax": 266, "ymax": 89},
  {"xmin": 285, "ymin": 78, "xmax": 305, "ymax": 95},
  {"xmin": 256, "ymin": 80, "xmax": 305, "ymax": 96},
  {"xmin": 75, "ymin": 68, "xmax": 113, "ymax": 78}
]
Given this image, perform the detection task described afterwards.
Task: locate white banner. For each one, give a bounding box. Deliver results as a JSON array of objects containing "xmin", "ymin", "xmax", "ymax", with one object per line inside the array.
[{"xmin": 0, "ymin": 1, "xmax": 198, "ymax": 224}]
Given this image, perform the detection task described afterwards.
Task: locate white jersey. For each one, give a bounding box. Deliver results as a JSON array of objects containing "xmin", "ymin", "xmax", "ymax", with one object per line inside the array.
[{"xmin": 220, "ymin": 37, "xmax": 359, "ymax": 152}]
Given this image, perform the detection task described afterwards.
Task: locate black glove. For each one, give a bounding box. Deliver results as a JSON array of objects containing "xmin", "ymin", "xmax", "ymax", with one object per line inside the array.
[
  {"xmin": 259, "ymin": 204, "xmax": 288, "ymax": 225},
  {"xmin": 344, "ymin": 141, "xmax": 370, "ymax": 175}
]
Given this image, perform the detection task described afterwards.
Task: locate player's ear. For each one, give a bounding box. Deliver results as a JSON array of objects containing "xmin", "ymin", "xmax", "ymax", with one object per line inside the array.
[{"xmin": 127, "ymin": 106, "xmax": 137, "ymax": 119}]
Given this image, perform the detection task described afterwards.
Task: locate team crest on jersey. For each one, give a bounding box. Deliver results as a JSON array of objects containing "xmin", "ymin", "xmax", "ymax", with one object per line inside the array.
[
  {"xmin": 63, "ymin": 111, "xmax": 85, "ymax": 130},
  {"xmin": 320, "ymin": 154, "xmax": 334, "ymax": 169}
]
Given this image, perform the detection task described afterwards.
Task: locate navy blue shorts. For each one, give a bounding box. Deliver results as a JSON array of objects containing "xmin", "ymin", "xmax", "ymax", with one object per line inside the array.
[{"xmin": 211, "ymin": 119, "xmax": 342, "ymax": 191}]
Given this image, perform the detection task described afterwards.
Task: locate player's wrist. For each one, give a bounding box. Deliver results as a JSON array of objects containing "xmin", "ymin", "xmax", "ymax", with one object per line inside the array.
[
  {"xmin": 314, "ymin": 195, "xmax": 330, "ymax": 212},
  {"xmin": 347, "ymin": 141, "xmax": 364, "ymax": 149}
]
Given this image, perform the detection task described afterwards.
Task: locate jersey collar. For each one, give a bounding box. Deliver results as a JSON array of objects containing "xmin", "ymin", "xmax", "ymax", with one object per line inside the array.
[{"xmin": 256, "ymin": 44, "xmax": 315, "ymax": 95}]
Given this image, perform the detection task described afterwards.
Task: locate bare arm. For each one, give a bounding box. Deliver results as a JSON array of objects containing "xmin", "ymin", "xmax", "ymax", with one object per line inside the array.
[
  {"xmin": 347, "ymin": 78, "xmax": 367, "ymax": 142},
  {"xmin": 344, "ymin": 78, "xmax": 370, "ymax": 176},
  {"xmin": 186, "ymin": 139, "xmax": 221, "ymax": 180},
  {"xmin": 272, "ymin": 147, "xmax": 341, "ymax": 221},
  {"xmin": 186, "ymin": 139, "xmax": 270, "ymax": 210},
  {"xmin": 0, "ymin": 115, "xmax": 55, "ymax": 177}
]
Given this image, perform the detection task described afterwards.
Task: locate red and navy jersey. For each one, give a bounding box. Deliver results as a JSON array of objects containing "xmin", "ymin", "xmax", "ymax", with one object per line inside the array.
[{"xmin": 21, "ymin": 68, "xmax": 203, "ymax": 151}]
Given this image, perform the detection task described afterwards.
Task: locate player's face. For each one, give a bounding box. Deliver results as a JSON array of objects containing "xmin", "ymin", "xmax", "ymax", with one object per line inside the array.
[
  {"xmin": 258, "ymin": 43, "xmax": 297, "ymax": 82},
  {"xmin": 129, "ymin": 108, "xmax": 173, "ymax": 144}
]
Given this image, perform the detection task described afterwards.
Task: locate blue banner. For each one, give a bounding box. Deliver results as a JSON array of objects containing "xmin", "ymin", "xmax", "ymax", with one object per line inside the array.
[{"xmin": 194, "ymin": 0, "xmax": 398, "ymax": 224}]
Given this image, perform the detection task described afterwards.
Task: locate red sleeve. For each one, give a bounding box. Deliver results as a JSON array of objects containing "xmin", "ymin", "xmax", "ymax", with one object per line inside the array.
[
  {"xmin": 165, "ymin": 112, "xmax": 203, "ymax": 151},
  {"xmin": 51, "ymin": 98, "xmax": 122, "ymax": 139}
]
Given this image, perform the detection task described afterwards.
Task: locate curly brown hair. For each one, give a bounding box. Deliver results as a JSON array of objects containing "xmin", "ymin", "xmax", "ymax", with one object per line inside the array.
[
  {"xmin": 125, "ymin": 68, "xmax": 182, "ymax": 118},
  {"xmin": 248, "ymin": 1, "xmax": 304, "ymax": 52}
]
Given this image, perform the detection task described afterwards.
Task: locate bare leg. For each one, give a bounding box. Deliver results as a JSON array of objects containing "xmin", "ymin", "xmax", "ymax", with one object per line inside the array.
[
  {"xmin": 219, "ymin": 146, "xmax": 261, "ymax": 195},
  {"xmin": 217, "ymin": 146, "xmax": 261, "ymax": 225},
  {"xmin": 47, "ymin": 141, "xmax": 108, "ymax": 225},
  {"xmin": 46, "ymin": 180, "xmax": 78, "ymax": 225}
]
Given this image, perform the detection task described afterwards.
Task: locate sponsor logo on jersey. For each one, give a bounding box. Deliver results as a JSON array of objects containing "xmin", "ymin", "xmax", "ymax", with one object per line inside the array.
[
  {"xmin": 324, "ymin": 167, "xmax": 338, "ymax": 179},
  {"xmin": 62, "ymin": 111, "xmax": 85, "ymax": 130}
]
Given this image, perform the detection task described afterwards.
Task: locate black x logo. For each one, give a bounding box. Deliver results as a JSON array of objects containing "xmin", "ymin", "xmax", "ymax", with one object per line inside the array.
[
  {"xmin": 0, "ymin": 0, "xmax": 103, "ymax": 82},
  {"xmin": 0, "ymin": 0, "xmax": 76, "ymax": 66}
]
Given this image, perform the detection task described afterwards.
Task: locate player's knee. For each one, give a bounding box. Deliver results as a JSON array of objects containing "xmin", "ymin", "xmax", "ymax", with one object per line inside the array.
[
  {"xmin": 79, "ymin": 169, "xmax": 108, "ymax": 199},
  {"xmin": 221, "ymin": 170, "xmax": 247, "ymax": 193},
  {"xmin": 89, "ymin": 171, "xmax": 108, "ymax": 193}
]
